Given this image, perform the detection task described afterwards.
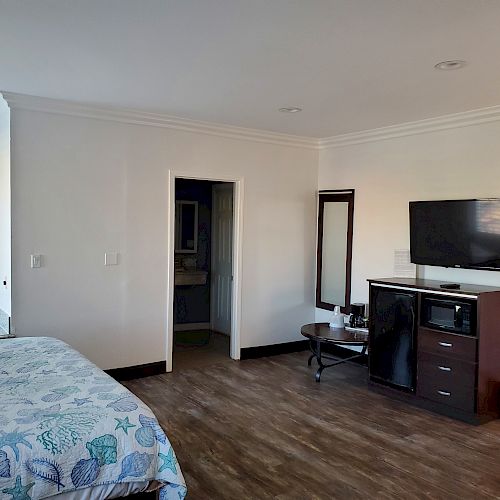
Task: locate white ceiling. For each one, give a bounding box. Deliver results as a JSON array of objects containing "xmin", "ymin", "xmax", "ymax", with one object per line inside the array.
[{"xmin": 1, "ymin": 0, "xmax": 500, "ymax": 138}]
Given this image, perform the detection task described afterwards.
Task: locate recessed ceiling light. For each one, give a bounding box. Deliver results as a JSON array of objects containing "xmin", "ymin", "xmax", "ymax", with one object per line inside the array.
[
  {"xmin": 434, "ymin": 60, "xmax": 467, "ymax": 71},
  {"xmin": 279, "ymin": 107, "xmax": 302, "ymax": 113}
]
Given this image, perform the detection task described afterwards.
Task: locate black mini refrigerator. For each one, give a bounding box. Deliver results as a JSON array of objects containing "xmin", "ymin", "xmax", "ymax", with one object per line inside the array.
[{"xmin": 369, "ymin": 286, "xmax": 417, "ymax": 391}]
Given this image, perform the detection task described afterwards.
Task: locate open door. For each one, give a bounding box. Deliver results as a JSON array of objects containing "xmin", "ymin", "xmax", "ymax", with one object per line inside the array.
[
  {"xmin": 211, "ymin": 183, "xmax": 233, "ymax": 335},
  {"xmin": 166, "ymin": 172, "xmax": 242, "ymax": 372}
]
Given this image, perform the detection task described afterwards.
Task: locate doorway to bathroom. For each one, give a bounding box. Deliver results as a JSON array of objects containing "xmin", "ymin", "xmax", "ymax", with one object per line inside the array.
[{"xmin": 169, "ymin": 177, "xmax": 238, "ymax": 371}]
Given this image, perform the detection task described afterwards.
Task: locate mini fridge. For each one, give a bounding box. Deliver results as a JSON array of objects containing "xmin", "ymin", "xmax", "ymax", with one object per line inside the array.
[{"xmin": 369, "ymin": 286, "xmax": 417, "ymax": 391}]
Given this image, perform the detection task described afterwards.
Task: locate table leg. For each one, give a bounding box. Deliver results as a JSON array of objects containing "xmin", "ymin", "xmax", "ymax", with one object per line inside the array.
[
  {"xmin": 307, "ymin": 339, "xmax": 316, "ymax": 366},
  {"xmin": 315, "ymin": 339, "xmax": 325, "ymax": 383}
]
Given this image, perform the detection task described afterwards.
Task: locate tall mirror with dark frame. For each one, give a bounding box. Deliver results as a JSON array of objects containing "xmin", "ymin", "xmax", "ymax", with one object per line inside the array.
[{"xmin": 316, "ymin": 190, "xmax": 354, "ymax": 313}]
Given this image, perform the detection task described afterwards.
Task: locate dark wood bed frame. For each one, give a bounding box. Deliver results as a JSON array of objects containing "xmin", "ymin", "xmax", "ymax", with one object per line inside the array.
[{"xmin": 127, "ymin": 491, "xmax": 157, "ymax": 499}]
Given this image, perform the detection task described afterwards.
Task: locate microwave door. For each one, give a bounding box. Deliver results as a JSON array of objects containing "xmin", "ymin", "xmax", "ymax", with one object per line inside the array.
[
  {"xmin": 422, "ymin": 297, "xmax": 474, "ymax": 335},
  {"xmin": 428, "ymin": 303, "xmax": 455, "ymax": 330}
]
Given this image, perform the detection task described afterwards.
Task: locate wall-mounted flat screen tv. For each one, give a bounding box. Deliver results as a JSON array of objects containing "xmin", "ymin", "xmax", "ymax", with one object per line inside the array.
[{"xmin": 409, "ymin": 199, "xmax": 500, "ymax": 270}]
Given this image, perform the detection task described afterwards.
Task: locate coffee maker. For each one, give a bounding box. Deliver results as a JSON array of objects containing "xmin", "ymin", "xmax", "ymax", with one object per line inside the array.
[{"xmin": 349, "ymin": 303, "xmax": 366, "ymax": 328}]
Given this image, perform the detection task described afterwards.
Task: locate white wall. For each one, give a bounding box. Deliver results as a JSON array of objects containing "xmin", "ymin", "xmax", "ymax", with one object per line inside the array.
[
  {"xmin": 10, "ymin": 108, "xmax": 318, "ymax": 369},
  {"xmin": 0, "ymin": 98, "xmax": 10, "ymax": 317},
  {"xmin": 316, "ymin": 120, "xmax": 500, "ymax": 323}
]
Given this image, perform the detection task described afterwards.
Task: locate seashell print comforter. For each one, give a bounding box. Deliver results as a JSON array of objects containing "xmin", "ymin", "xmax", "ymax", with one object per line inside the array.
[{"xmin": 0, "ymin": 337, "xmax": 187, "ymax": 499}]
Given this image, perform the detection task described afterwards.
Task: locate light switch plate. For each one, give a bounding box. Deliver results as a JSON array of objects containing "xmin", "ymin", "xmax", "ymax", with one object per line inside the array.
[
  {"xmin": 104, "ymin": 252, "xmax": 118, "ymax": 266},
  {"xmin": 31, "ymin": 254, "xmax": 41, "ymax": 268}
]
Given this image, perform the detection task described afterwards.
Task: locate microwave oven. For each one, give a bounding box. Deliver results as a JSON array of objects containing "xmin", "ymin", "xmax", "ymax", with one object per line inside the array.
[{"xmin": 421, "ymin": 295, "xmax": 475, "ymax": 336}]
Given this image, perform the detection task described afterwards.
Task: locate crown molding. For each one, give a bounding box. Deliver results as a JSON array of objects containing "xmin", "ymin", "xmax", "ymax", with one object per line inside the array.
[
  {"xmin": 1, "ymin": 91, "xmax": 318, "ymax": 150},
  {"xmin": 318, "ymin": 104, "xmax": 500, "ymax": 149},
  {"xmin": 4, "ymin": 91, "xmax": 500, "ymax": 151}
]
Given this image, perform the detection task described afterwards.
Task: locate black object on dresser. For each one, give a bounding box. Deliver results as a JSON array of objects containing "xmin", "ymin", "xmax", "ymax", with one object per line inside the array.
[{"xmin": 368, "ymin": 278, "xmax": 500, "ymax": 424}]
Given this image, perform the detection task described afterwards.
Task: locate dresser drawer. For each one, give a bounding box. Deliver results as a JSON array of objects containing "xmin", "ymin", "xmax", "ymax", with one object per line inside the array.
[
  {"xmin": 418, "ymin": 351, "xmax": 476, "ymax": 391},
  {"xmin": 417, "ymin": 374, "xmax": 476, "ymax": 413},
  {"xmin": 418, "ymin": 328, "xmax": 477, "ymax": 362}
]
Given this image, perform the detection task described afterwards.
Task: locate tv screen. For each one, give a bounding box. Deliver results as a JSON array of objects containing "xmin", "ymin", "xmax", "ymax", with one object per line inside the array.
[{"xmin": 409, "ymin": 199, "xmax": 500, "ymax": 270}]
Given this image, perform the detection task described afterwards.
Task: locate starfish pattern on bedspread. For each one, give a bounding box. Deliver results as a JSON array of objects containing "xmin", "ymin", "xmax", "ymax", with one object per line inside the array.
[
  {"xmin": 2, "ymin": 475, "xmax": 35, "ymax": 500},
  {"xmin": 158, "ymin": 448, "xmax": 178, "ymax": 475},
  {"xmin": 114, "ymin": 416, "xmax": 136, "ymax": 434}
]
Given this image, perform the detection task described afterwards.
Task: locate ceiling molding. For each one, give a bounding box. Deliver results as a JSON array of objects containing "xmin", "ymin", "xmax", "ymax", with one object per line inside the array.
[
  {"xmin": 1, "ymin": 91, "xmax": 318, "ymax": 150},
  {"xmin": 4, "ymin": 91, "xmax": 500, "ymax": 151},
  {"xmin": 318, "ymin": 104, "xmax": 500, "ymax": 149}
]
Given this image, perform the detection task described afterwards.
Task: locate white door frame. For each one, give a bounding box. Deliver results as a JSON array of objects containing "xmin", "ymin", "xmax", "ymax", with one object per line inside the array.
[{"xmin": 166, "ymin": 170, "xmax": 243, "ymax": 372}]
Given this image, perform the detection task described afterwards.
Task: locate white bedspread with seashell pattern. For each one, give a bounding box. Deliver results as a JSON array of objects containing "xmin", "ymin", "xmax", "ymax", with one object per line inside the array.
[{"xmin": 0, "ymin": 337, "xmax": 186, "ymax": 499}]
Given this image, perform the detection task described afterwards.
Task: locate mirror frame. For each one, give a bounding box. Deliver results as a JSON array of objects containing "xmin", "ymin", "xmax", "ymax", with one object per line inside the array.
[
  {"xmin": 175, "ymin": 200, "xmax": 199, "ymax": 254},
  {"xmin": 316, "ymin": 189, "xmax": 355, "ymax": 313}
]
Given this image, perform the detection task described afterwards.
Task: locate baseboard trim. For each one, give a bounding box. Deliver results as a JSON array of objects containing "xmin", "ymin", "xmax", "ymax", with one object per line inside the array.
[
  {"xmin": 174, "ymin": 322, "xmax": 211, "ymax": 332},
  {"xmin": 240, "ymin": 340, "xmax": 309, "ymax": 360},
  {"xmin": 240, "ymin": 340, "xmax": 368, "ymax": 363},
  {"xmin": 105, "ymin": 360, "xmax": 166, "ymax": 381}
]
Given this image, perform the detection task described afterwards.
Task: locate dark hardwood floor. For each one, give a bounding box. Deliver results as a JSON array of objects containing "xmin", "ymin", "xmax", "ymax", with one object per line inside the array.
[
  {"xmin": 125, "ymin": 351, "xmax": 500, "ymax": 499},
  {"xmin": 173, "ymin": 330, "xmax": 230, "ymax": 371}
]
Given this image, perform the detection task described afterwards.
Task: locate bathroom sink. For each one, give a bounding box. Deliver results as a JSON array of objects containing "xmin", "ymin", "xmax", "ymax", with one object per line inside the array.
[{"xmin": 175, "ymin": 269, "xmax": 208, "ymax": 286}]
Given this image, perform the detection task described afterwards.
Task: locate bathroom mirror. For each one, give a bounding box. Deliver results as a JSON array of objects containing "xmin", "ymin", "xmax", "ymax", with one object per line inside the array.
[
  {"xmin": 175, "ymin": 200, "xmax": 198, "ymax": 253},
  {"xmin": 316, "ymin": 190, "xmax": 354, "ymax": 312}
]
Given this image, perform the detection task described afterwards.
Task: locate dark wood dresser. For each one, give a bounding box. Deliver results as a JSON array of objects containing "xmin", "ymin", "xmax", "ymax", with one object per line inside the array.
[{"xmin": 368, "ymin": 277, "xmax": 500, "ymax": 424}]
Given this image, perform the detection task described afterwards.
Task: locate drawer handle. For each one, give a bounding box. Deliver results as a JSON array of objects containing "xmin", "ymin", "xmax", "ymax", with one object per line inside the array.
[
  {"xmin": 438, "ymin": 341, "xmax": 453, "ymax": 348},
  {"xmin": 438, "ymin": 366, "xmax": 452, "ymax": 372},
  {"xmin": 437, "ymin": 390, "xmax": 451, "ymax": 397}
]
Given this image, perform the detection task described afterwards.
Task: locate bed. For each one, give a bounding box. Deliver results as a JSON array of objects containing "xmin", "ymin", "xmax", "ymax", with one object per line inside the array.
[{"xmin": 0, "ymin": 337, "xmax": 187, "ymax": 499}]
